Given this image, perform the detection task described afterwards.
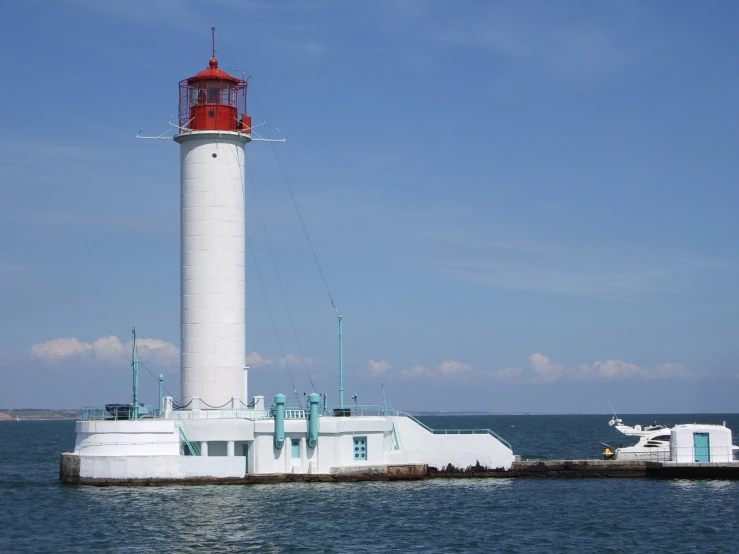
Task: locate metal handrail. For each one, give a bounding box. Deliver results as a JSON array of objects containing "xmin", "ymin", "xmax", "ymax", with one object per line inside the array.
[
  {"xmin": 266, "ymin": 403, "xmax": 398, "ymax": 418},
  {"xmin": 398, "ymin": 412, "xmax": 513, "ymax": 450},
  {"xmin": 83, "ymin": 405, "xmax": 158, "ymax": 421},
  {"xmin": 178, "ymin": 424, "xmax": 200, "ymax": 456},
  {"xmin": 169, "ymin": 408, "xmax": 270, "ymax": 420}
]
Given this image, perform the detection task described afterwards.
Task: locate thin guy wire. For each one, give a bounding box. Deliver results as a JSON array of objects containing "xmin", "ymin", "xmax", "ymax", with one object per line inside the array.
[{"xmin": 247, "ymin": 164, "xmax": 317, "ymax": 391}]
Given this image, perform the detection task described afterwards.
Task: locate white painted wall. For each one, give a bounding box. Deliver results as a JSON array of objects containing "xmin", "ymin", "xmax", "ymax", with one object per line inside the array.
[
  {"xmin": 78, "ymin": 455, "xmax": 246, "ymax": 480},
  {"xmin": 174, "ymin": 130, "xmax": 250, "ymax": 407},
  {"xmin": 74, "ymin": 420, "xmax": 180, "ymax": 456},
  {"xmin": 392, "ymin": 416, "xmax": 514, "ymax": 470},
  {"xmin": 670, "ymin": 424, "xmax": 734, "ymax": 463},
  {"xmin": 182, "ymin": 418, "xmax": 256, "ymax": 442}
]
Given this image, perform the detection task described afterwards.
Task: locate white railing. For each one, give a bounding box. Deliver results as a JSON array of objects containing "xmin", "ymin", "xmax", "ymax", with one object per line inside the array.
[{"xmin": 168, "ymin": 408, "xmax": 270, "ymax": 421}]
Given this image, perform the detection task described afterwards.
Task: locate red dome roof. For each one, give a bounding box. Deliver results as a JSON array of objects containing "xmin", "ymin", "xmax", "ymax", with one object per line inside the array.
[{"xmin": 186, "ymin": 57, "xmax": 241, "ymax": 83}]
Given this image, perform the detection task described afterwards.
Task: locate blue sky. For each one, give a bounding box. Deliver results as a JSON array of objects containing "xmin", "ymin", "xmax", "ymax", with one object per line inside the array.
[{"xmin": 1, "ymin": 0, "xmax": 738, "ymax": 413}]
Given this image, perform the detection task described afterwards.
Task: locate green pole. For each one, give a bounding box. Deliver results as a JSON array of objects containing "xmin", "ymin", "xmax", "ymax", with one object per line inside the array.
[
  {"xmin": 131, "ymin": 325, "xmax": 140, "ymax": 420},
  {"xmin": 339, "ymin": 315, "xmax": 344, "ymax": 409}
]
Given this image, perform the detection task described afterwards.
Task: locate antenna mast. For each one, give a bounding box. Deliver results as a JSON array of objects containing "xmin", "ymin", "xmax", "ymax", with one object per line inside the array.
[
  {"xmin": 339, "ymin": 315, "xmax": 344, "ymax": 409},
  {"xmin": 131, "ymin": 325, "xmax": 140, "ymax": 420},
  {"xmin": 211, "ymin": 27, "xmax": 216, "ymax": 58}
]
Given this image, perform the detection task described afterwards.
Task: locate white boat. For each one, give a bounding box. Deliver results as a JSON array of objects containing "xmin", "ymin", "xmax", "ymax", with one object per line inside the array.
[
  {"xmin": 612, "ymin": 427, "xmax": 672, "ymax": 461},
  {"xmin": 608, "ymin": 416, "xmax": 668, "ymax": 437}
]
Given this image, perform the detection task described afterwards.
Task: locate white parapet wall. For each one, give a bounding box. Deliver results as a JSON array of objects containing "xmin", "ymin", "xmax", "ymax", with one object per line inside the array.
[
  {"xmin": 392, "ymin": 415, "xmax": 514, "ymax": 470},
  {"xmin": 62, "ymin": 454, "xmax": 246, "ymax": 482},
  {"xmin": 74, "ymin": 420, "xmax": 180, "ymax": 456}
]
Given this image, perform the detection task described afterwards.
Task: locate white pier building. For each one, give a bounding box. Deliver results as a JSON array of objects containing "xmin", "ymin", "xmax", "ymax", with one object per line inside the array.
[{"xmin": 60, "ymin": 44, "xmax": 513, "ymax": 485}]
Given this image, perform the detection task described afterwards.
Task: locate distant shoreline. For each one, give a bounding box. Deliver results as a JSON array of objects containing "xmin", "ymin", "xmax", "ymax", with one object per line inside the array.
[
  {"xmin": 0, "ymin": 410, "xmax": 82, "ymax": 421},
  {"xmin": 1, "ymin": 410, "xmax": 737, "ymax": 421}
]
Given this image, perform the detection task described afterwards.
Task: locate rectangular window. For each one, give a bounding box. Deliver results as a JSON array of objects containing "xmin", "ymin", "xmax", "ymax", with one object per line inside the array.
[
  {"xmin": 291, "ymin": 438, "xmax": 300, "ymax": 459},
  {"xmin": 353, "ymin": 436, "xmax": 367, "ymax": 461}
]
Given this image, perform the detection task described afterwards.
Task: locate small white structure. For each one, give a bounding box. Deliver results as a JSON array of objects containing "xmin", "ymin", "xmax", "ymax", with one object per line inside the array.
[
  {"xmin": 60, "ymin": 47, "xmax": 514, "ymax": 485},
  {"xmin": 669, "ymin": 424, "xmax": 737, "ymax": 464}
]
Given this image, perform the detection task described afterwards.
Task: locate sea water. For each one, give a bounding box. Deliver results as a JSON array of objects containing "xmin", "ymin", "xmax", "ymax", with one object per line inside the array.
[{"xmin": 1, "ymin": 415, "xmax": 737, "ymax": 553}]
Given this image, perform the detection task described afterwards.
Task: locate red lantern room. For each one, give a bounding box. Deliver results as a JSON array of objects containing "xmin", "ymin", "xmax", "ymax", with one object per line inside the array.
[{"xmin": 178, "ymin": 56, "xmax": 251, "ymax": 134}]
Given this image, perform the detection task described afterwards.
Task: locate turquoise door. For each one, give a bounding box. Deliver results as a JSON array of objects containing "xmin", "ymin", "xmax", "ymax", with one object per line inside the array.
[{"xmin": 693, "ymin": 433, "xmax": 710, "ymax": 462}]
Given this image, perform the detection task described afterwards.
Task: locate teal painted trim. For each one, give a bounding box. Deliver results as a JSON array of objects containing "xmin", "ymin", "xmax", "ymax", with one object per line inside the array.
[
  {"xmin": 178, "ymin": 425, "xmax": 200, "ymax": 456},
  {"xmin": 338, "ymin": 315, "xmax": 344, "ymax": 409},
  {"xmin": 399, "ymin": 412, "xmax": 512, "ymax": 450},
  {"xmin": 291, "ymin": 438, "xmax": 300, "ymax": 458},
  {"xmin": 693, "ymin": 432, "xmax": 711, "ymax": 462},
  {"xmin": 353, "ymin": 436, "xmax": 367, "ymax": 460},
  {"xmin": 84, "ymin": 405, "xmax": 155, "ymax": 420},
  {"xmin": 392, "ymin": 423, "xmax": 401, "ymax": 450},
  {"xmin": 131, "ymin": 325, "xmax": 140, "ymax": 421},
  {"xmin": 274, "ymin": 393, "xmax": 286, "ymax": 449},
  {"xmin": 307, "ymin": 392, "xmax": 320, "ymax": 448}
]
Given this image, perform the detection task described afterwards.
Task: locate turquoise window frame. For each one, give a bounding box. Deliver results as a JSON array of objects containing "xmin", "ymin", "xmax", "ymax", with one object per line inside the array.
[
  {"xmin": 291, "ymin": 438, "xmax": 300, "ymax": 459},
  {"xmin": 353, "ymin": 436, "xmax": 367, "ymax": 461}
]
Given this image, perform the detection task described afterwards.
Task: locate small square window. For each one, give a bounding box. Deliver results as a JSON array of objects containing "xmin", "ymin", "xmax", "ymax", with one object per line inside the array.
[
  {"xmin": 353, "ymin": 436, "xmax": 367, "ymax": 461},
  {"xmin": 291, "ymin": 438, "xmax": 300, "ymax": 459}
]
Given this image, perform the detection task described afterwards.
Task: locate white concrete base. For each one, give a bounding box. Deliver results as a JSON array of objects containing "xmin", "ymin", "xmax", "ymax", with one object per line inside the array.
[
  {"xmin": 63, "ymin": 413, "xmax": 514, "ymax": 483},
  {"xmin": 61, "ymin": 453, "xmax": 246, "ymax": 484}
]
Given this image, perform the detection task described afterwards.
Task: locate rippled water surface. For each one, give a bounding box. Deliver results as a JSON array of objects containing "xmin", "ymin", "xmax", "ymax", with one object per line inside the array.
[{"xmin": 1, "ymin": 415, "xmax": 738, "ymax": 553}]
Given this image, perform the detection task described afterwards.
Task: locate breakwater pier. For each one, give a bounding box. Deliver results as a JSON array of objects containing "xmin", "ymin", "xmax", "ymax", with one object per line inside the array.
[
  {"xmin": 60, "ymin": 456, "xmax": 739, "ymax": 486},
  {"xmin": 436, "ymin": 460, "xmax": 739, "ymax": 479}
]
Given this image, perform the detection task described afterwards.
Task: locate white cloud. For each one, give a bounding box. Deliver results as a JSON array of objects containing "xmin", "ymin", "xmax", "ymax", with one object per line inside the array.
[
  {"xmin": 438, "ymin": 360, "xmax": 471, "ymax": 376},
  {"xmin": 369, "ymin": 359, "xmax": 392, "ymax": 376},
  {"xmin": 31, "ymin": 337, "xmax": 92, "ymax": 359},
  {"xmin": 381, "ymin": 353, "xmax": 695, "ymax": 383},
  {"xmin": 529, "ymin": 353, "xmax": 566, "ymax": 382},
  {"xmin": 526, "ymin": 354, "xmax": 697, "ymax": 382},
  {"xmin": 135, "ymin": 338, "xmax": 180, "ymax": 366},
  {"xmin": 486, "ymin": 367, "xmax": 524, "ymax": 380},
  {"xmin": 577, "ymin": 359, "xmax": 642, "ymax": 380},
  {"xmin": 401, "ymin": 364, "xmax": 430, "ymax": 379},
  {"xmin": 245, "ymin": 352, "xmax": 275, "ymax": 367},
  {"xmin": 245, "ymin": 352, "xmax": 315, "ymax": 369},
  {"xmin": 30, "ymin": 335, "xmax": 179, "ymax": 367},
  {"xmin": 91, "ymin": 335, "xmax": 126, "ymax": 360},
  {"xmin": 399, "ymin": 360, "xmax": 472, "ymax": 380},
  {"xmin": 279, "ymin": 354, "xmax": 314, "ymax": 367}
]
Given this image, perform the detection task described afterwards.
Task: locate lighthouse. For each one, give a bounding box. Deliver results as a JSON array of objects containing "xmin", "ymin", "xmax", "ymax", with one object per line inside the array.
[
  {"xmin": 59, "ymin": 36, "xmax": 515, "ymax": 485},
  {"xmin": 174, "ymin": 50, "xmax": 252, "ymax": 409}
]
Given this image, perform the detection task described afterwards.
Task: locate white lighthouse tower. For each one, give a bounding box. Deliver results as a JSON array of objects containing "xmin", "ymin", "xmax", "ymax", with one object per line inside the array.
[{"xmin": 174, "ymin": 48, "xmax": 253, "ymax": 409}]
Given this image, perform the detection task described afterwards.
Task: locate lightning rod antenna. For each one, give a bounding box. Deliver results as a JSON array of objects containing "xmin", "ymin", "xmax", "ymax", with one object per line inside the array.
[{"xmin": 211, "ymin": 27, "xmax": 216, "ymax": 58}]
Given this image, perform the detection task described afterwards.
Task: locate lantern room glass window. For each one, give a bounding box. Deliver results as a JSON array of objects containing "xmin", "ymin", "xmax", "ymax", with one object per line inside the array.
[{"xmin": 190, "ymin": 82, "xmax": 237, "ymax": 106}]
